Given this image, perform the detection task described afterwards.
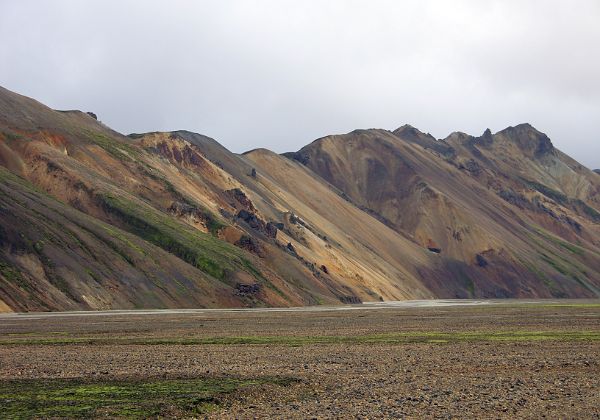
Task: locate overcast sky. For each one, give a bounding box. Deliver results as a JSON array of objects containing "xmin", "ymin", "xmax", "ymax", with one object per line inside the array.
[{"xmin": 1, "ymin": 0, "xmax": 599, "ymax": 168}]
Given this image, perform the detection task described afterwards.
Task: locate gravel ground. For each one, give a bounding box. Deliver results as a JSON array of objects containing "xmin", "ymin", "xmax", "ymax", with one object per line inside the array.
[{"xmin": 1, "ymin": 302, "xmax": 599, "ymax": 418}]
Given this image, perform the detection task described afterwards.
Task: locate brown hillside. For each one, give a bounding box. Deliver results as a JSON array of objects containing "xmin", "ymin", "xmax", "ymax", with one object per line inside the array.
[{"xmin": 1, "ymin": 85, "xmax": 599, "ymax": 311}]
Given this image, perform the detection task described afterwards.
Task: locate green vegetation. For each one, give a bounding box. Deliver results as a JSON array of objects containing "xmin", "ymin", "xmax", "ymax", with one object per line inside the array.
[
  {"xmin": 3, "ymin": 330, "xmax": 599, "ymax": 347},
  {"xmin": 84, "ymin": 130, "xmax": 140, "ymax": 162},
  {"xmin": 536, "ymin": 303, "xmax": 600, "ymax": 308},
  {"xmin": 516, "ymin": 256, "xmax": 553, "ymax": 289},
  {"xmin": 525, "ymin": 179, "xmax": 600, "ymax": 222},
  {"xmin": 100, "ymin": 225, "xmax": 146, "ymax": 257},
  {"xmin": 1, "ymin": 129, "xmax": 24, "ymax": 142},
  {"xmin": 0, "ymin": 258, "xmax": 29, "ymax": 291},
  {"xmin": 134, "ymin": 163, "xmax": 226, "ymax": 236},
  {"xmin": 540, "ymin": 253, "xmax": 569, "ymax": 276},
  {"xmin": 97, "ymin": 193, "xmax": 256, "ymax": 281},
  {"xmin": 463, "ymin": 276, "xmax": 475, "ymax": 297},
  {"xmin": 523, "ymin": 228, "xmax": 599, "ymax": 295},
  {"xmin": 526, "ymin": 180, "xmax": 568, "ymax": 205},
  {"xmin": 0, "ymin": 260, "xmax": 23, "ymax": 283},
  {"xmin": 534, "ymin": 228, "xmax": 585, "ymax": 256},
  {"xmin": 0, "ymin": 376, "xmax": 294, "ymax": 419},
  {"xmin": 574, "ymin": 199, "xmax": 600, "ymax": 222}
]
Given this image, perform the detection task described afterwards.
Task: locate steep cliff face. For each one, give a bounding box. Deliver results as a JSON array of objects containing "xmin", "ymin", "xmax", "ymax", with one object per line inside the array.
[{"xmin": 0, "ymin": 85, "xmax": 599, "ymax": 311}]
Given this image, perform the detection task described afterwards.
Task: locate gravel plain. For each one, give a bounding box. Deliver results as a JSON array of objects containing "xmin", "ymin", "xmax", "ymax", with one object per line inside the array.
[{"xmin": 1, "ymin": 301, "xmax": 599, "ymax": 418}]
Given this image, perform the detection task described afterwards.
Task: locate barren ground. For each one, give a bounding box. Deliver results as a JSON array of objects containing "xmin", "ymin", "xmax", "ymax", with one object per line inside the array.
[{"xmin": 1, "ymin": 301, "xmax": 599, "ymax": 418}]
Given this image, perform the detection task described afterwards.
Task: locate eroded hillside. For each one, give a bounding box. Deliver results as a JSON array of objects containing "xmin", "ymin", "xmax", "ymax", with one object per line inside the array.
[{"xmin": 1, "ymin": 85, "xmax": 599, "ymax": 311}]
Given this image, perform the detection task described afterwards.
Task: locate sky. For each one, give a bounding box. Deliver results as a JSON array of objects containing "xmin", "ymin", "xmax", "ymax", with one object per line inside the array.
[{"xmin": 1, "ymin": 0, "xmax": 599, "ymax": 168}]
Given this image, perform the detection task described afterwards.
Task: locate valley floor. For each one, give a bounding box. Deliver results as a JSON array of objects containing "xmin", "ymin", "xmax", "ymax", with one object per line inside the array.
[{"xmin": 1, "ymin": 301, "xmax": 599, "ymax": 418}]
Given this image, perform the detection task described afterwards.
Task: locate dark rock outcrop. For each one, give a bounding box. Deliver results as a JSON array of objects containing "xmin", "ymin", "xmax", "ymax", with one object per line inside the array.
[
  {"xmin": 497, "ymin": 123, "xmax": 555, "ymax": 158},
  {"xmin": 235, "ymin": 283, "xmax": 261, "ymax": 296},
  {"xmin": 497, "ymin": 188, "xmax": 531, "ymax": 210},
  {"xmin": 168, "ymin": 201, "xmax": 220, "ymax": 232},
  {"xmin": 225, "ymin": 188, "xmax": 256, "ymax": 212},
  {"xmin": 265, "ymin": 222, "xmax": 278, "ymax": 238},
  {"xmin": 236, "ymin": 210, "xmax": 278, "ymax": 238},
  {"xmin": 234, "ymin": 235, "xmax": 265, "ymax": 257},
  {"xmin": 339, "ymin": 295, "xmax": 362, "ymax": 304},
  {"xmin": 282, "ymin": 151, "xmax": 310, "ymax": 165},
  {"xmin": 237, "ymin": 209, "xmax": 262, "ymax": 229},
  {"xmin": 427, "ymin": 239, "xmax": 441, "ymax": 254},
  {"xmin": 286, "ymin": 242, "xmax": 297, "ymax": 255},
  {"xmin": 458, "ymin": 159, "xmax": 482, "ymax": 176},
  {"xmin": 476, "ymin": 254, "xmax": 488, "ymax": 267},
  {"xmin": 477, "ymin": 128, "xmax": 493, "ymax": 146}
]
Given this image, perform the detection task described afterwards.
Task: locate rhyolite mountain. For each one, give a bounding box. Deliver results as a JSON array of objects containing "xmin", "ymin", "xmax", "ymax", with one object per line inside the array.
[{"xmin": 0, "ymin": 86, "xmax": 599, "ymax": 312}]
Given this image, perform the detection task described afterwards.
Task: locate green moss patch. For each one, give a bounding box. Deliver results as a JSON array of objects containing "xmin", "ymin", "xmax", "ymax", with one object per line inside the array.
[
  {"xmin": 97, "ymin": 193, "xmax": 248, "ymax": 281},
  {"xmin": 84, "ymin": 130, "xmax": 140, "ymax": 162},
  {"xmin": 525, "ymin": 180, "xmax": 600, "ymax": 223},
  {"xmin": 0, "ymin": 376, "xmax": 294, "ymax": 419},
  {"xmin": 3, "ymin": 330, "xmax": 599, "ymax": 347}
]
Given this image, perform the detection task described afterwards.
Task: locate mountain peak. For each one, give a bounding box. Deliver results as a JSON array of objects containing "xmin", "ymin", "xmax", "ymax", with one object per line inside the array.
[
  {"xmin": 496, "ymin": 123, "xmax": 554, "ymax": 158},
  {"xmin": 393, "ymin": 124, "xmax": 454, "ymax": 156},
  {"xmin": 474, "ymin": 128, "xmax": 494, "ymax": 146},
  {"xmin": 393, "ymin": 124, "xmax": 435, "ymax": 141},
  {"xmin": 394, "ymin": 123, "xmax": 418, "ymax": 132}
]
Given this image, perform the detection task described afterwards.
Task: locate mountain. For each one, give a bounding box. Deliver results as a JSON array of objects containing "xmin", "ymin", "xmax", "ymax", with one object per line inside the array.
[
  {"xmin": 0, "ymin": 86, "xmax": 599, "ymax": 311},
  {"xmin": 286, "ymin": 126, "xmax": 600, "ymax": 298}
]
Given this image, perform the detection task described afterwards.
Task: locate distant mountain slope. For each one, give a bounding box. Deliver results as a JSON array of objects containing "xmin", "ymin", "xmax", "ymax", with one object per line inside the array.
[
  {"xmin": 0, "ymin": 168, "xmax": 238, "ymax": 311},
  {"xmin": 0, "ymin": 86, "xmax": 340, "ymax": 310},
  {"xmin": 288, "ymin": 127, "xmax": 600, "ymax": 298},
  {"xmin": 0, "ymin": 85, "xmax": 599, "ymax": 311}
]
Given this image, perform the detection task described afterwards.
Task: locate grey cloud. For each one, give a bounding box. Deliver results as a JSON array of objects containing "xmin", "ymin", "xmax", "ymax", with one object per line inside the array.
[{"xmin": 0, "ymin": 0, "xmax": 598, "ymax": 168}]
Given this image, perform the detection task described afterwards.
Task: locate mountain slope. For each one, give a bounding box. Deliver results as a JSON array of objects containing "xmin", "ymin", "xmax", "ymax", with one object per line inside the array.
[
  {"xmin": 287, "ymin": 127, "xmax": 600, "ymax": 298},
  {"xmin": 0, "ymin": 86, "xmax": 342, "ymax": 310},
  {"xmin": 1, "ymin": 85, "xmax": 599, "ymax": 311}
]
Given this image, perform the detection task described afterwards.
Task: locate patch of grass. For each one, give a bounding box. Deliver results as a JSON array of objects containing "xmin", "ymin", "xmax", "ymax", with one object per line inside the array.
[
  {"xmin": 1, "ymin": 129, "xmax": 24, "ymax": 142},
  {"xmin": 537, "ymin": 303, "xmax": 600, "ymax": 308},
  {"xmin": 463, "ymin": 276, "xmax": 475, "ymax": 297},
  {"xmin": 526, "ymin": 180, "xmax": 568, "ymax": 205},
  {"xmin": 96, "ymin": 193, "xmax": 259, "ymax": 282},
  {"xmin": 84, "ymin": 268, "xmax": 101, "ymax": 283},
  {"xmin": 7, "ymin": 331, "xmax": 70, "ymax": 337},
  {"xmin": 0, "ymin": 376, "xmax": 294, "ymax": 419},
  {"xmin": 0, "ymin": 259, "xmax": 26, "ymax": 287},
  {"xmin": 540, "ymin": 253, "xmax": 569, "ymax": 276},
  {"xmin": 534, "ymin": 228, "xmax": 585, "ymax": 256},
  {"xmin": 157, "ymin": 178, "xmax": 226, "ymax": 236},
  {"xmin": 98, "ymin": 194, "xmax": 224, "ymax": 279},
  {"xmin": 575, "ymin": 199, "xmax": 600, "ymax": 222},
  {"xmin": 525, "ymin": 228, "xmax": 599, "ymax": 294},
  {"xmin": 3, "ymin": 330, "xmax": 600, "ymax": 347},
  {"xmin": 100, "ymin": 225, "xmax": 146, "ymax": 256},
  {"xmin": 525, "ymin": 179, "xmax": 600, "ymax": 223},
  {"xmin": 516, "ymin": 256, "xmax": 556, "ymax": 290},
  {"xmin": 84, "ymin": 130, "xmax": 140, "ymax": 162}
]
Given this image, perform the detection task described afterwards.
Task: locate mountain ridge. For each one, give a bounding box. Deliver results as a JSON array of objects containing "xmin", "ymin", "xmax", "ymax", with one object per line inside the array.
[{"xmin": 1, "ymin": 85, "xmax": 599, "ymax": 312}]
